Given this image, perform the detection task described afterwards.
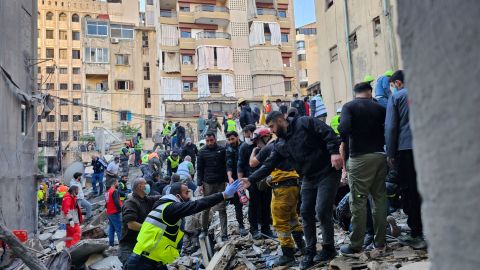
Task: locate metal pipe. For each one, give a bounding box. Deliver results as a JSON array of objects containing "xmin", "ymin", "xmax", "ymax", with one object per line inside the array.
[{"xmin": 343, "ymin": 0, "xmax": 354, "ymax": 98}]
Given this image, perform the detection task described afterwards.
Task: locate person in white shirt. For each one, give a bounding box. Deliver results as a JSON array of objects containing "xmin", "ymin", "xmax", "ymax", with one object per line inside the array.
[
  {"xmin": 70, "ymin": 172, "xmax": 92, "ymax": 220},
  {"xmin": 106, "ymin": 156, "xmax": 120, "ymax": 185}
]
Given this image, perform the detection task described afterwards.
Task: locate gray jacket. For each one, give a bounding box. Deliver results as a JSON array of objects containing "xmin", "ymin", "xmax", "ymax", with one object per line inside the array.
[{"xmin": 385, "ymin": 88, "xmax": 413, "ymax": 157}]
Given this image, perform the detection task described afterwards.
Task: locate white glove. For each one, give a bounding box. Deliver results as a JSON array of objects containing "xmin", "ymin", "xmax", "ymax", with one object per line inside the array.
[{"xmin": 69, "ymin": 220, "xmax": 75, "ymax": 227}]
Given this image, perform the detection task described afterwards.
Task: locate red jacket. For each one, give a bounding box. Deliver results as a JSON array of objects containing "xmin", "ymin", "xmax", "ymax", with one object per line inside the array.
[
  {"xmin": 105, "ymin": 186, "xmax": 122, "ymax": 215},
  {"xmin": 304, "ymin": 102, "xmax": 310, "ymax": 116},
  {"xmin": 62, "ymin": 192, "xmax": 83, "ymax": 224}
]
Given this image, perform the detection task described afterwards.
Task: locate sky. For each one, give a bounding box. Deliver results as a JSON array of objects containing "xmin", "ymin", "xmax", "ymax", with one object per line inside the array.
[{"xmin": 294, "ymin": 0, "xmax": 316, "ymax": 27}]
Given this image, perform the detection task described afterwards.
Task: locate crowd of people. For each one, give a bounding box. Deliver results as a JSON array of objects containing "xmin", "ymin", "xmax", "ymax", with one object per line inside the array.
[{"xmin": 35, "ymin": 69, "xmax": 424, "ymax": 270}]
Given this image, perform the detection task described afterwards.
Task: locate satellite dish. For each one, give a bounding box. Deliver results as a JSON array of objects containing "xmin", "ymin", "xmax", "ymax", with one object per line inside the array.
[{"xmin": 63, "ymin": 161, "xmax": 84, "ymax": 183}]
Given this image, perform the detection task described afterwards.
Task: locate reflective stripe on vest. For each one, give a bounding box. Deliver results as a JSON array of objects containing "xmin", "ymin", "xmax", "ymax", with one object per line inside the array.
[
  {"xmin": 133, "ymin": 202, "xmax": 184, "ymax": 264},
  {"xmin": 167, "ymin": 156, "xmax": 180, "ymax": 169},
  {"xmin": 162, "ymin": 124, "xmax": 171, "ymax": 135},
  {"xmin": 141, "ymin": 154, "xmax": 149, "ymax": 164},
  {"xmin": 226, "ymin": 119, "xmax": 236, "ymax": 132}
]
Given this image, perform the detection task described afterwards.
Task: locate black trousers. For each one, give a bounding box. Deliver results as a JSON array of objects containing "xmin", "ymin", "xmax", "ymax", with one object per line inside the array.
[
  {"xmin": 397, "ymin": 150, "xmax": 423, "ymax": 237},
  {"xmin": 248, "ymin": 184, "xmax": 272, "ymax": 233}
]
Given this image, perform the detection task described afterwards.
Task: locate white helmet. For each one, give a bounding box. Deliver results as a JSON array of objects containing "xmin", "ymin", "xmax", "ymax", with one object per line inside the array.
[{"xmin": 336, "ymin": 107, "xmax": 342, "ymax": 113}]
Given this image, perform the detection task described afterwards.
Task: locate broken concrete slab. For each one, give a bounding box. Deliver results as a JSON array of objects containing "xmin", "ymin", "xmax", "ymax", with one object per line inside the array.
[
  {"xmin": 399, "ymin": 261, "xmax": 431, "ymax": 270},
  {"xmin": 52, "ymin": 229, "xmax": 66, "ymax": 240},
  {"xmin": 69, "ymin": 239, "xmax": 109, "ymax": 265},
  {"xmin": 25, "ymin": 239, "xmax": 44, "ymax": 253},
  {"xmin": 90, "ymin": 256, "xmax": 123, "ymax": 270},
  {"xmin": 82, "ymin": 226, "xmax": 107, "ymax": 239},
  {"xmin": 38, "ymin": 233, "xmax": 52, "ymax": 241},
  {"xmin": 84, "ymin": 253, "xmax": 104, "ymax": 268},
  {"xmin": 206, "ymin": 243, "xmax": 235, "ymax": 270}
]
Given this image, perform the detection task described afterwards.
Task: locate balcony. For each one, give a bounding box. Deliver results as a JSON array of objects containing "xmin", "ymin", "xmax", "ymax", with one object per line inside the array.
[
  {"xmin": 160, "ymin": 10, "xmax": 178, "ymax": 24},
  {"xmin": 195, "ymin": 31, "xmax": 231, "ymax": 46},
  {"xmin": 283, "ymin": 66, "xmax": 295, "ymax": 78},
  {"xmin": 194, "ymin": 5, "xmax": 230, "ymax": 26},
  {"xmin": 159, "ymin": 0, "xmax": 177, "ymax": 9},
  {"xmin": 255, "ymin": 8, "xmax": 277, "ymax": 21}
]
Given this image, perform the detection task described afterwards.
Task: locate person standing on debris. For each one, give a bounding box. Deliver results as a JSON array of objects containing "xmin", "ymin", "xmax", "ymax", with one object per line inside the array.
[
  {"xmin": 119, "ymin": 178, "xmax": 162, "ymax": 266},
  {"xmin": 127, "ymin": 181, "xmax": 242, "ymax": 270},
  {"xmin": 338, "ymin": 82, "xmax": 388, "ymax": 254},
  {"xmin": 330, "ymin": 107, "xmax": 342, "ymax": 135},
  {"xmin": 291, "ymin": 93, "xmax": 306, "ymax": 116},
  {"xmin": 106, "ymin": 178, "xmax": 123, "ymax": 247},
  {"xmin": 225, "ymin": 131, "xmax": 248, "ymax": 237},
  {"xmin": 106, "ymin": 156, "xmax": 120, "ymax": 184},
  {"xmin": 152, "ymin": 129, "xmax": 163, "ymax": 151},
  {"xmin": 176, "ymin": 156, "xmax": 196, "ymax": 191},
  {"xmin": 62, "ymin": 185, "xmax": 83, "ymax": 248},
  {"xmin": 206, "ymin": 116, "xmax": 222, "ymax": 136},
  {"xmin": 91, "ymin": 155, "xmax": 107, "ymax": 196},
  {"xmin": 133, "ymin": 133, "xmax": 143, "ymax": 166},
  {"xmin": 181, "ymin": 138, "xmax": 198, "ymax": 168},
  {"xmin": 385, "ymin": 70, "xmax": 425, "ymax": 247},
  {"xmin": 70, "ymin": 172, "xmax": 92, "ymax": 221},
  {"xmin": 197, "ymin": 132, "xmax": 229, "ymax": 241},
  {"xmin": 310, "ymin": 89, "xmax": 328, "ymax": 122},
  {"xmin": 119, "ymin": 175, "xmax": 130, "ymax": 202},
  {"xmin": 241, "ymin": 111, "xmax": 343, "ymax": 269},
  {"xmin": 238, "ymin": 98, "xmax": 256, "ymax": 129},
  {"xmin": 171, "ymin": 122, "xmax": 186, "ymax": 148},
  {"xmin": 167, "ymin": 151, "xmax": 181, "ymax": 176},
  {"xmin": 119, "ymin": 146, "xmax": 130, "ymax": 177},
  {"xmin": 196, "ymin": 115, "xmax": 206, "ymax": 141},
  {"xmin": 249, "ymin": 137, "xmax": 306, "ymax": 267}
]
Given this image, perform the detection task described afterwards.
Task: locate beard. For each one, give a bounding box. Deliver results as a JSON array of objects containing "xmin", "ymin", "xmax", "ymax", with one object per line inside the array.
[{"xmin": 276, "ymin": 127, "xmax": 287, "ymax": 138}]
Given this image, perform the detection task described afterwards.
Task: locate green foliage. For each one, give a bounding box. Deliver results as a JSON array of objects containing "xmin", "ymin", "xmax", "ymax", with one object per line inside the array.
[
  {"xmin": 79, "ymin": 135, "xmax": 96, "ymax": 142},
  {"xmin": 116, "ymin": 124, "xmax": 140, "ymax": 138}
]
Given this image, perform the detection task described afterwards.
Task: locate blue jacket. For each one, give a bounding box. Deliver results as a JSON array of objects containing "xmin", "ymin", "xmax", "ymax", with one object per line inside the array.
[
  {"xmin": 375, "ymin": 75, "xmax": 391, "ymax": 108},
  {"xmin": 385, "ymin": 88, "xmax": 413, "ymax": 158},
  {"xmin": 310, "ymin": 95, "xmax": 327, "ymax": 117}
]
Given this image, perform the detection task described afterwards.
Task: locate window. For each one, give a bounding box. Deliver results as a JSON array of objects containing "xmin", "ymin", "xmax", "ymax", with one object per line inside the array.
[
  {"xmin": 46, "ymin": 12, "xmax": 53, "ymax": 20},
  {"xmin": 72, "ymin": 49, "xmax": 80, "ymax": 59},
  {"xmin": 46, "ymin": 48, "xmax": 54, "ymax": 58},
  {"xmin": 21, "ymin": 104, "xmax": 27, "ymax": 135},
  {"xmin": 180, "ymin": 6, "xmax": 190, "ymax": 12},
  {"xmin": 84, "ymin": 48, "xmax": 109, "ymax": 63},
  {"xmin": 94, "ymin": 110, "xmax": 101, "ymax": 121},
  {"xmin": 72, "ymin": 31, "xmax": 80, "ymax": 40},
  {"xmin": 284, "ymin": 80, "xmax": 292, "ymax": 91},
  {"xmin": 46, "ymin": 115, "xmax": 55, "ymax": 122},
  {"xmin": 142, "ymin": 31, "xmax": 149, "ymax": 47},
  {"xmin": 144, "ymin": 88, "xmax": 151, "ymax": 108},
  {"xmin": 72, "ymin": 13, "xmax": 79, "ymax": 22},
  {"xmin": 183, "ymin": 81, "xmax": 196, "ymax": 92},
  {"xmin": 329, "ymin": 45, "xmax": 338, "ymax": 62},
  {"xmin": 326, "ymin": 0, "xmax": 334, "ymax": 10},
  {"xmin": 143, "ymin": 63, "xmax": 150, "ymax": 80},
  {"xmin": 59, "ymin": 67, "xmax": 68, "ymax": 74},
  {"xmin": 373, "ymin": 16, "xmax": 381, "ymax": 36},
  {"xmin": 46, "ymin": 29, "xmax": 54, "ymax": 39},
  {"xmin": 59, "ymin": 30, "xmax": 67, "ymax": 40},
  {"xmin": 46, "ymin": 66, "xmax": 55, "ymax": 74},
  {"xmin": 119, "ymin": 110, "xmax": 132, "ymax": 121},
  {"xmin": 38, "ymin": 67, "xmax": 41, "ymax": 74},
  {"xmin": 59, "ymin": 12, "xmax": 67, "ymax": 21},
  {"xmin": 110, "ymin": 24, "xmax": 134, "ymax": 39},
  {"xmin": 73, "ymin": 131, "xmax": 80, "ymax": 141},
  {"xmin": 46, "ymin": 132, "xmax": 55, "ymax": 141},
  {"xmin": 46, "ymin": 83, "xmax": 54, "ymax": 90},
  {"xmin": 297, "ymin": 54, "xmax": 306, "ymax": 61},
  {"xmin": 182, "ymin": 55, "xmax": 193, "ymax": 65},
  {"xmin": 278, "ymin": 10, "xmax": 287, "ymax": 18},
  {"xmin": 60, "ymin": 131, "xmax": 69, "ymax": 141},
  {"xmin": 208, "ymin": 75, "xmax": 221, "ymax": 93},
  {"xmin": 181, "ymin": 30, "xmax": 191, "ymax": 38},
  {"xmin": 349, "ymin": 32, "xmax": 358, "ymax": 50},
  {"xmin": 115, "ymin": 54, "xmax": 129, "ymax": 65},
  {"xmin": 60, "ymin": 98, "xmax": 69, "ymax": 105},
  {"xmin": 60, "ymin": 115, "xmax": 68, "ymax": 122},
  {"xmin": 145, "ymin": 119, "xmax": 152, "ymax": 138},
  {"xmin": 282, "ymin": 57, "xmax": 291, "ymax": 67},
  {"xmin": 73, "ymin": 84, "xmax": 81, "ymax": 90},
  {"xmin": 59, "ymin": 49, "xmax": 67, "ymax": 59},
  {"xmin": 73, "ymin": 115, "xmax": 81, "ymax": 122},
  {"xmin": 298, "ymin": 28, "xmax": 317, "ymax": 35},
  {"xmin": 96, "ymin": 81, "xmax": 108, "ymax": 91},
  {"xmin": 59, "ymin": 83, "xmax": 68, "ymax": 90},
  {"xmin": 115, "ymin": 80, "xmax": 133, "ymax": 90},
  {"xmin": 147, "ymin": 0, "xmax": 154, "ymax": 5},
  {"xmin": 73, "ymin": 98, "xmax": 80, "ymax": 105},
  {"xmin": 281, "ymin": 33, "xmax": 289, "ymax": 43},
  {"xmin": 86, "ymin": 20, "xmax": 108, "ymax": 36},
  {"xmin": 72, "ymin": 67, "xmax": 80, "ymax": 74},
  {"xmin": 297, "ymin": 41, "xmax": 305, "ymax": 50}
]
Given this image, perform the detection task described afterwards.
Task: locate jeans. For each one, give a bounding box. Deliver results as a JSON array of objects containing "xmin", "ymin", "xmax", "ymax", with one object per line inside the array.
[
  {"xmin": 119, "ymin": 242, "xmax": 135, "ymax": 267},
  {"xmin": 127, "ymin": 254, "xmax": 166, "ymax": 270},
  {"xmin": 230, "ymin": 192, "xmax": 244, "ymax": 228},
  {"xmin": 107, "ymin": 212, "xmax": 122, "ymax": 246},
  {"xmin": 77, "ymin": 199, "xmax": 92, "ymax": 219},
  {"xmin": 92, "ymin": 172, "xmax": 104, "ymax": 195},
  {"xmin": 301, "ymin": 170, "xmax": 340, "ymax": 255}
]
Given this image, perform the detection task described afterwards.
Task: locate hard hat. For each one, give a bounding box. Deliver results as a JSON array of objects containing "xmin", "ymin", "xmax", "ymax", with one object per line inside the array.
[
  {"xmin": 148, "ymin": 152, "xmax": 158, "ymax": 160},
  {"xmin": 384, "ymin": 70, "xmax": 394, "ymax": 77},
  {"xmin": 237, "ymin": 97, "xmax": 246, "ymax": 106},
  {"xmin": 336, "ymin": 107, "xmax": 342, "ymax": 113},
  {"xmin": 363, "ymin": 75, "xmax": 375, "ymax": 83},
  {"xmin": 228, "ymin": 114, "xmax": 233, "ymax": 119},
  {"xmin": 252, "ymin": 127, "xmax": 272, "ymax": 140}
]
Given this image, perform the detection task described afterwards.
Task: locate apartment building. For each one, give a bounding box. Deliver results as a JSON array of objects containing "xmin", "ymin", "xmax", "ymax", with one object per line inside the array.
[
  {"xmin": 37, "ymin": 0, "xmax": 160, "ymax": 171},
  {"xmin": 296, "ymin": 22, "xmax": 319, "ymax": 95},
  {"xmin": 315, "ymin": 0, "xmax": 401, "ymax": 117},
  {"xmin": 153, "ymin": 0, "xmax": 296, "ymax": 124}
]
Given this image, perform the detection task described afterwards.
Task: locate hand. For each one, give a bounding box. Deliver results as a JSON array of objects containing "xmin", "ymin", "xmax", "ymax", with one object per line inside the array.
[
  {"xmin": 340, "ymin": 169, "xmax": 348, "ymax": 186},
  {"xmin": 197, "ymin": 185, "xmax": 203, "ymax": 195},
  {"xmin": 239, "ymin": 178, "xmax": 251, "ymax": 189},
  {"xmin": 331, "ymin": 154, "xmax": 343, "ymax": 170},
  {"xmin": 228, "ymin": 177, "xmax": 235, "ymax": 184},
  {"xmin": 223, "ymin": 180, "xmax": 242, "ymax": 199},
  {"xmin": 387, "ymin": 157, "xmax": 395, "ymax": 168},
  {"xmin": 69, "ymin": 220, "xmax": 75, "ymax": 227}
]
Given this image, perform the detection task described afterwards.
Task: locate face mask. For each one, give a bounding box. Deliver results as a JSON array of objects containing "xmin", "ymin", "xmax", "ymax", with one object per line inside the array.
[
  {"xmin": 144, "ymin": 184, "xmax": 151, "ymax": 195},
  {"xmin": 390, "ymin": 86, "xmax": 397, "ymax": 93},
  {"xmin": 245, "ymin": 137, "xmax": 253, "ymax": 145}
]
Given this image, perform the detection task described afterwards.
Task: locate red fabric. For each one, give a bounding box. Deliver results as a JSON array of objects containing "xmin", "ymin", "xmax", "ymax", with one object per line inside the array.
[
  {"xmin": 304, "ymin": 102, "xmax": 310, "ymax": 116},
  {"xmin": 65, "ymin": 224, "xmax": 81, "ymax": 248},
  {"xmin": 265, "ymin": 104, "xmax": 272, "ymax": 113},
  {"xmin": 61, "ymin": 192, "xmax": 83, "ymax": 224},
  {"xmin": 106, "ymin": 186, "xmax": 122, "ymax": 215}
]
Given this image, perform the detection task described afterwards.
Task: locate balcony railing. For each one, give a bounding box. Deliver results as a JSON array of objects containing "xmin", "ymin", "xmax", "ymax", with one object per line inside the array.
[
  {"xmin": 196, "ymin": 31, "xmax": 231, "ymax": 40},
  {"xmin": 195, "ymin": 5, "xmax": 229, "ymax": 12},
  {"xmin": 160, "ymin": 10, "xmax": 177, "ymax": 18},
  {"xmin": 257, "ymin": 8, "xmax": 277, "ymax": 16}
]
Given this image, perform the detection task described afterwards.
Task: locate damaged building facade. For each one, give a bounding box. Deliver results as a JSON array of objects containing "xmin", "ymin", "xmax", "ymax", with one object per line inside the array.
[{"xmin": 0, "ymin": 0, "xmax": 38, "ymax": 232}]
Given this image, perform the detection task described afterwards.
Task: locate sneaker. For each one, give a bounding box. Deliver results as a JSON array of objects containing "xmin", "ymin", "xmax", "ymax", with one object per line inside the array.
[
  {"xmin": 239, "ymin": 227, "xmax": 248, "ymax": 237},
  {"xmin": 252, "ymin": 231, "xmax": 262, "ymax": 240},
  {"xmin": 299, "ymin": 254, "xmax": 315, "ymax": 270},
  {"xmin": 387, "ymin": 216, "xmax": 401, "ymax": 237},
  {"xmin": 339, "ymin": 244, "xmax": 362, "ymax": 255},
  {"xmin": 363, "ymin": 234, "xmax": 374, "ymax": 248},
  {"xmin": 398, "ymin": 235, "xmax": 427, "ymax": 249},
  {"xmin": 313, "ymin": 245, "xmax": 337, "ymax": 262}
]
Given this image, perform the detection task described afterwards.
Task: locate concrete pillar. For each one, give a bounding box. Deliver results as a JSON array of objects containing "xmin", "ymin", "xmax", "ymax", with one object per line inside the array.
[{"xmin": 396, "ymin": 1, "xmax": 480, "ymax": 269}]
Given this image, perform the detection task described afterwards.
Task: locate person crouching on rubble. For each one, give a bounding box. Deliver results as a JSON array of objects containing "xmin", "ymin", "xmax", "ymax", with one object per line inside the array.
[
  {"xmin": 62, "ymin": 185, "xmax": 83, "ymax": 248},
  {"xmin": 127, "ymin": 181, "xmax": 242, "ymax": 270}
]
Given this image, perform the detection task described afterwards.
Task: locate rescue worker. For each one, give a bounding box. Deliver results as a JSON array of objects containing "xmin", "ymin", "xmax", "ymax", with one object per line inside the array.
[
  {"xmin": 225, "ymin": 114, "xmax": 237, "ymax": 134},
  {"xmin": 238, "ymin": 98, "xmax": 256, "ymax": 128},
  {"xmin": 162, "ymin": 121, "xmax": 173, "ymax": 137},
  {"xmin": 119, "ymin": 146, "xmax": 130, "ymax": 177},
  {"xmin": 62, "ymin": 185, "xmax": 83, "ymax": 248},
  {"xmin": 330, "ymin": 107, "xmax": 342, "ymax": 135},
  {"xmin": 134, "ymin": 133, "xmax": 143, "ymax": 166},
  {"xmin": 250, "ymin": 137, "xmax": 306, "ymax": 266},
  {"xmin": 118, "ymin": 175, "xmax": 130, "ymax": 201},
  {"xmin": 167, "ymin": 151, "xmax": 181, "ymax": 176},
  {"xmin": 37, "ymin": 185, "xmax": 46, "ymax": 212},
  {"xmin": 127, "ymin": 181, "xmax": 242, "ymax": 270},
  {"xmin": 375, "ymin": 70, "xmax": 394, "ymax": 108},
  {"xmin": 106, "ymin": 178, "xmax": 123, "ymax": 247},
  {"xmin": 364, "ymin": 74, "xmax": 375, "ymax": 84},
  {"xmin": 310, "ymin": 90, "xmax": 328, "ymax": 122},
  {"xmin": 56, "ymin": 182, "xmax": 68, "ymax": 199}
]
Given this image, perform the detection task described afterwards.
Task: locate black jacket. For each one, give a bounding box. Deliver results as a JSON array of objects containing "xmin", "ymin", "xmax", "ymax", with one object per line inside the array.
[
  {"xmin": 240, "ymin": 105, "xmax": 256, "ymax": 128},
  {"xmin": 120, "ymin": 193, "xmax": 161, "ymax": 244},
  {"xmin": 197, "ymin": 144, "xmax": 227, "ymax": 186},
  {"xmin": 92, "ymin": 159, "xmax": 106, "ymax": 173},
  {"xmin": 237, "ymin": 143, "xmax": 257, "ymax": 177},
  {"xmin": 249, "ymin": 116, "xmax": 340, "ymax": 182},
  {"xmin": 181, "ymin": 143, "xmax": 198, "ymax": 162},
  {"xmin": 226, "ymin": 142, "xmax": 242, "ymax": 178}
]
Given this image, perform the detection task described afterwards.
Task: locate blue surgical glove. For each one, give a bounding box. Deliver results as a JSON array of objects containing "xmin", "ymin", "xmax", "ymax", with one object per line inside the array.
[{"xmin": 223, "ymin": 180, "xmax": 241, "ymax": 199}]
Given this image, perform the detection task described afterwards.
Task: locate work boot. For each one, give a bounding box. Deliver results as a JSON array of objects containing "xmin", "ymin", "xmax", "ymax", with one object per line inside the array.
[
  {"xmin": 239, "ymin": 226, "xmax": 248, "ymax": 237},
  {"xmin": 252, "ymin": 230, "xmax": 262, "ymax": 240},
  {"xmin": 299, "ymin": 253, "xmax": 315, "ymax": 270},
  {"xmin": 271, "ymin": 247, "xmax": 296, "ymax": 267},
  {"xmin": 313, "ymin": 244, "xmax": 337, "ymax": 263},
  {"xmin": 261, "ymin": 227, "xmax": 277, "ymax": 239},
  {"xmin": 292, "ymin": 231, "xmax": 306, "ymax": 255}
]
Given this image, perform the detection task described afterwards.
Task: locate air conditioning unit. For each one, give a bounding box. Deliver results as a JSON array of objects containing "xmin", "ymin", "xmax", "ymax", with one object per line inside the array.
[{"xmin": 111, "ymin": 38, "xmax": 119, "ymax": 44}]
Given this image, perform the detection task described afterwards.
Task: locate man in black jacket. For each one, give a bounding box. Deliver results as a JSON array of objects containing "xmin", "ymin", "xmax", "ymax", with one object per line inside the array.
[
  {"xmin": 238, "ymin": 98, "xmax": 256, "ymax": 128},
  {"xmin": 243, "ymin": 111, "xmax": 343, "ymax": 269},
  {"xmin": 197, "ymin": 132, "xmax": 229, "ymax": 241},
  {"xmin": 181, "ymin": 138, "xmax": 198, "ymax": 168}
]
